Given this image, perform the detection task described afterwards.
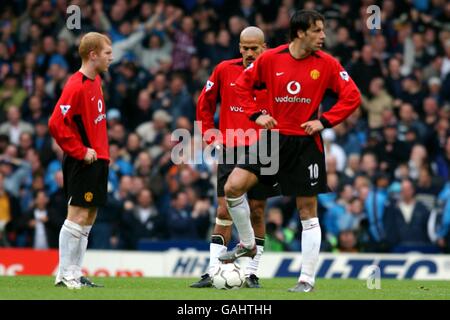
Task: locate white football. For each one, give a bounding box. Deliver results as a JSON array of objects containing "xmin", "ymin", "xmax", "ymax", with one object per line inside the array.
[{"xmin": 212, "ymin": 263, "xmax": 244, "ymax": 290}]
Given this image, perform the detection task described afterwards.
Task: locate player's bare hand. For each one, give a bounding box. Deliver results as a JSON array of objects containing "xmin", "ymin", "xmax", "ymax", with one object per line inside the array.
[
  {"xmin": 301, "ymin": 120, "xmax": 324, "ymax": 135},
  {"xmin": 256, "ymin": 114, "xmax": 278, "ymax": 129},
  {"xmin": 84, "ymin": 148, "xmax": 97, "ymax": 164}
]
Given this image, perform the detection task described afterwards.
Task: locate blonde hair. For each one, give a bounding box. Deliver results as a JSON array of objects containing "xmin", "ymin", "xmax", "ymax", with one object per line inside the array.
[{"xmin": 78, "ymin": 32, "xmax": 111, "ymax": 61}]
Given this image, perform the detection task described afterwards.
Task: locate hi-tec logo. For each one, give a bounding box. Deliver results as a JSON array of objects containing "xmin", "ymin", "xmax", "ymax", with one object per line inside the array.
[
  {"xmin": 230, "ymin": 106, "xmax": 244, "ymax": 112},
  {"xmin": 287, "ymin": 81, "xmax": 301, "ymax": 95}
]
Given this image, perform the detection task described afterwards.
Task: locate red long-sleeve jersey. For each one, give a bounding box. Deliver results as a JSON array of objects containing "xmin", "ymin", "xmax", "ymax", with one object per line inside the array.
[
  {"xmin": 196, "ymin": 58, "xmax": 270, "ymax": 147},
  {"xmin": 48, "ymin": 71, "xmax": 109, "ymax": 161},
  {"xmin": 235, "ymin": 44, "xmax": 361, "ymax": 136}
]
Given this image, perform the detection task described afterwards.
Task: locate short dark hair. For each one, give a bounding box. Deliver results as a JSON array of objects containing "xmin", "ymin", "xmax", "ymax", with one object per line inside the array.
[{"xmin": 289, "ymin": 10, "xmax": 325, "ymax": 41}]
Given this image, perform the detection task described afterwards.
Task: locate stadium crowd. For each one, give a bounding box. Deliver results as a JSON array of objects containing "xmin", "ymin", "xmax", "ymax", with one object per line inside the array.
[{"xmin": 0, "ymin": 0, "xmax": 449, "ymax": 253}]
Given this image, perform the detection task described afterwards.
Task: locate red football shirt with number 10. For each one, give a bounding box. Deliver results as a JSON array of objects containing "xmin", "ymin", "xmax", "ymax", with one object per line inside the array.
[{"xmin": 49, "ymin": 71, "xmax": 109, "ymax": 161}]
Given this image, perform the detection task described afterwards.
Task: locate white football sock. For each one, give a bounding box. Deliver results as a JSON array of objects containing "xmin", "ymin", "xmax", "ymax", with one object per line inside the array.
[
  {"xmin": 58, "ymin": 219, "xmax": 83, "ymax": 280},
  {"xmin": 226, "ymin": 195, "xmax": 255, "ymax": 248},
  {"xmin": 209, "ymin": 242, "xmax": 227, "ymax": 275},
  {"xmin": 75, "ymin": 225, "xmax": 92, "ymax": 279},
  {"xmin": 299, "ymin": 218, "xmax": 321, "ymax": 287},
  {"xmin": 245, "ymin": 240, "xmax": 264, "ymax": 277}
]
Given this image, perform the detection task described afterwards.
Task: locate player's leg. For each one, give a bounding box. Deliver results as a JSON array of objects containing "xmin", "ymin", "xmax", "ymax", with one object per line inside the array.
[
  {"xmin": 219, "ymin": 168, "xmax": 259, "ymax": 262},
  {"xmin": 56, "ymin": 157, "xmax": 108, "ymax": 289},
  {"xmin": 288, "ymin": 196, "xmax": 321, "ymax": 292},
  {"xmin": 56, "ymin": 205, "xmax": 89, "ymax": 290},
  {"xmin": 244, "ymin": 199, "xmax": 266, "ymax": 288},
  {"xmin": 276, "ymin": 135, "xmax": 325, "ymax": 292},
  {"xmin": 190, "ymin": 197, "xmax": 232, "ymax": 288},
  {"xmin": 77, "ymin": 207, "xmax": 103, "ymax": 287}
]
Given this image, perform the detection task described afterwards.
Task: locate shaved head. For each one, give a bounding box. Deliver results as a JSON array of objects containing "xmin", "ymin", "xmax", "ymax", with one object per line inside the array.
[
  {"xmin": 239, "ymin": 26, "xmax": 266, "ymax": 67},
  {"xmin": 240, "ymin": 26, "xmax": 265, "ymax": 43}
]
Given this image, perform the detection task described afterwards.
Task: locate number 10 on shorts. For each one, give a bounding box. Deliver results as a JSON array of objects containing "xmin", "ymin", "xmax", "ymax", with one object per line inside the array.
[{"xmin": 308, "ymin": 164, "xmax": 319, "ymax": 180}]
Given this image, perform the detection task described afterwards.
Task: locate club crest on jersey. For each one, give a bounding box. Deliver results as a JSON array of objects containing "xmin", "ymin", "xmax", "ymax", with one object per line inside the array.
[
  {"xmin": 310, "ymin": 69, "xmax": 320, "ymax": 80},
  {"xmin": 84, "ymin": 192, "xmax": 93, "ymax": 202},
  {"xmin": 340, "ymin": 71, "xmax": 349, "ymax": 82},
  {"xmin": 205, "ymin": 80, "xmax": 214, "ymax": 92},
  {"xmin": 60, "ymin": 104, "xmax": 71, "ymax": 116}
]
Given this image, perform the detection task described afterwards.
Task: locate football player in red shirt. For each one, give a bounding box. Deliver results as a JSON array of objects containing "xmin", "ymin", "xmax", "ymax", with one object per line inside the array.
[
  {"xmin": 192, "ymin": 27, "xmax": 279, "ymax": 288},
  {"xmin": 49, "ymin": 32, "xmax": 113, "ymax": 289},
  {"xmin": 219, "ymin": 10, "xmax": 361, "ymax": 292}
]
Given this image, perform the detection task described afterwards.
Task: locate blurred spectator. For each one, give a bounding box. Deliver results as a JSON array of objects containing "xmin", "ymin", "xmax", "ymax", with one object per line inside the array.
[
  {"xmin": 264, "ymin": 207, "xmax": 296, "ymax": 252},
  {"xmin": 435, "ymin": 182, "xmax": 450, "ymax": 252},
  {"xmin": 363, "ymin": 173, "xmax": 389, "ymax": 250},
  {"xmin": 136, "ymin": 109, "xmax": 171, "ymax": 158},
  {"xmin": 374, "ymin": 124, "xmax": 410, "ymax": 175},
  {"xmin": 90, "ymin": 193, "xmax": 122, "ymax": 250},
  {"xmin": 0, "ymin": 74, "xmax": 27, "ymax": 119},
  {"xmin": 349, "ymin": 45, "xmax": 384, "ymax": 96},
  {"xmin": 167, "ymin": 190, "xmax": 208, "ymax": 240},
  {"xmin": 120, "ymin": 188, "xmax": 167, "ymax": 250},
  {"xmin": 397, "ymin": 103, "xmax": 427, "ymax": 143},
  {"xmin": 0, "ymin": 171, "xmax": 22, "ymax": 247},
  {"xmin": 33, "ymin": 119, "xmax": 54, "ymax": 168},
  {"xmin": 415, "ymin": 166, "xmax": 443, "ymax": 211},
  {"xmin": 20, "ymin": 190, "xmax": 51, "ymax": 249},
  {"xmin": 322, "ymin": 128, "xmax": 347, "ymax": 172},
  {"xmin": 361, "ymin": 77, "xmax": 394, "ymax": 130},
  {"xmin": 436, "ymin": 135, "xmax": 450, "ymax": 179},
  {"xmin": 384, "ymin": 179, "xmax": 432, "ymax": 251},
  {"xmin": 336, "ymin": 230, "xmax": 359, "ymax": 253},
  {"xmin": 0, "ymin": 106, "xmax": 34, "ymax": 145},
  {"xmin": 0, "ymin": 155, "xmax": 31, "ymax": 198},
  {"xmin": 171, "ymin": 15, "xmax": 196, "ymax": 72}
]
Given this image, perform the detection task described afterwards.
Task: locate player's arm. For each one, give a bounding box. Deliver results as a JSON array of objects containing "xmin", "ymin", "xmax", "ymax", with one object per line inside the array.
[
  {"xmin": 235, "ymin": 56, "xmax": 277, "ymax": 129},
  {"xmin": 48, "ymin": 87, "xmax": 91, "ymax": 161},
  {"xmin": 196, "ymin": 64, "xmax": 221, "ymax": 144},
  {"xmin": 317, "ymin": 57, "xmax": 361, "ymax": 129}
]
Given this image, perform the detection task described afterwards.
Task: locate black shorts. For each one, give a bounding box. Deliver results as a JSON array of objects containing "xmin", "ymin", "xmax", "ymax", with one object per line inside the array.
[
  {"xmin": 217, "ymin": 146, "xmax": 280, "ymax": 200},
  {"xmin": 237, "ymin": 133, "xmax": 328, "ymax": 197},
  {"xmin": 62, "ymin": 155, "xmax": 109, "ymax": 207}
]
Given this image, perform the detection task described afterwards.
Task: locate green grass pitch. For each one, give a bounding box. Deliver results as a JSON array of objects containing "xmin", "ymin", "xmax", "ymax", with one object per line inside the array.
[{"xmin": 0, "ymin": 276, "xmax": 448, "ymax": 300}]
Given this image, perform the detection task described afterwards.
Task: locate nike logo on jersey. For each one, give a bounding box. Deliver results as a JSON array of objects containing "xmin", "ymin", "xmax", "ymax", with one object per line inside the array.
[
  {"xmin": 230, "ymin": 83, "xmax": 236, "ymax": 86},
  {"xmin": 311, "ymin": 181, "xmax": 318, "ymax": 186},
  {"xmin": 276, "ymin": 72, "xmax": 284, "ymax": 76},
  {"xmin": 91, "ymin": 96, "xmax": 95, "ymax": 101}
]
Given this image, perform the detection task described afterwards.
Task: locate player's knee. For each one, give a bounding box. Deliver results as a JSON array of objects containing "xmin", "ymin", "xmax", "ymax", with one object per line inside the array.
[
  {"xmin": 224, "ymin": 179, "xmax": 245, "ymax": 198},
  {"xmin": 68, "ymin": 206, "xmax": 90, "ymax": 225},
  {"xmin": 298, "ymin": 199, "xmax": 317, "ymax": 220}
]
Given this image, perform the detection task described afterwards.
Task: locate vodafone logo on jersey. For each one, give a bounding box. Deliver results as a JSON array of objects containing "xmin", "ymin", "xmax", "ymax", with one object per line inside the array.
[
  {"xmin": 94, "ymin": 99, "xmax": 106, "ymax": 124},
  {"xmin": 274, "ymin": 80, "xmax": 311, "ymax": 104},
  {"xmin": 286, "ymin": 81, "xmax": 301, "ymax": 95},
  {"xmin": 230, "ymin": 106, "xmax": 244, "ymax": 112}
]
